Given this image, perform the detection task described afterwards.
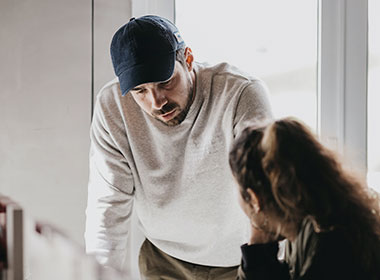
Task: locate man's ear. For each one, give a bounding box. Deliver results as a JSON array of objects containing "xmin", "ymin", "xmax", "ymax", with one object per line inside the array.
[
  {"xmin": 246, "ymin": 188, "xmax": 261, "ymax": 213},
  {"xmin": 184, "ymin": 47, "xmax": 194, "ymax": 71}
]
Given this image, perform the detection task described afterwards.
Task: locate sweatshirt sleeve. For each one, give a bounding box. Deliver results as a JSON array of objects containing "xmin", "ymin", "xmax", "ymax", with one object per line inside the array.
[
  {"xmin": 237, "ymin": 242, "xmax": 290, "ymax": 280},
  {"xmin": 85, "ymin": 94, "xmax": 135, "ymax": 271},
  {"xmin": 233, "ymin": 80, "xmax": 274, "ymax": 137}
]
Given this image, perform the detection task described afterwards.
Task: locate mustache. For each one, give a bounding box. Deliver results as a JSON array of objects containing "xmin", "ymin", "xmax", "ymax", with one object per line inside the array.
[{"xmin": 152, "ymin": 102, "xmax": 178, "ymax": 116}]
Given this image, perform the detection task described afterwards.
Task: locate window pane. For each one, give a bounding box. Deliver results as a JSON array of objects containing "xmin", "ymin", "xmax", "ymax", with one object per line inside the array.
[
  {"xmin": 175, "ymin": 0, "xmax": 318, "ymax": 130},
  {"xmin": 368, "ymin": 0, "xmax": 380, "ymax": 192}
]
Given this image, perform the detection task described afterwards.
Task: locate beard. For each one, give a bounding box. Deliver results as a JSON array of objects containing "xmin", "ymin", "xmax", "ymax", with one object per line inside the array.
[{"xmin": 152, "ymin": 76, "xmax": 194, "ymax": 126}]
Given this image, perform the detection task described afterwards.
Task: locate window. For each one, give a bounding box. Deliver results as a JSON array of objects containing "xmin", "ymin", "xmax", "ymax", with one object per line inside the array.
[
  {"xmin": 368, "ymin": 0, "xmax": 380, "ymax": 192},
  {"xmin": 175, "ymin": 0, "xmax": 318, "ymax": 130},
  {"xmin": 134, "ymin": 0, "xmax": 370, "ymax": 186}
]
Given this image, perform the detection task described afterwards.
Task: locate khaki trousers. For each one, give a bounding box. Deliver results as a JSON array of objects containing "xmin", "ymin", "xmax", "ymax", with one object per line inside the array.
[{"xmin": 138, "ymin": 239, "xmax": 238, "ymax": 280}]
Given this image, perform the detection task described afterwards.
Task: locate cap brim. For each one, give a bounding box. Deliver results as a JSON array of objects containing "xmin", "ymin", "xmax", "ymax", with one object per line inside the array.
[{"xmin": 118, "ymin": 52, "xmax": 176, "ymax": 96}]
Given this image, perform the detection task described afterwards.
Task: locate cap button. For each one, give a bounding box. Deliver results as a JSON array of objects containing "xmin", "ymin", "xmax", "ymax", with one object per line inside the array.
[{"xmin": 129, "ymin": 17, "xmax": 135, "ymax": 22}]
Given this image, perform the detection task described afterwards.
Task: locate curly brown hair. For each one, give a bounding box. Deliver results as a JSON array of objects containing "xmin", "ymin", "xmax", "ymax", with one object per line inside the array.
[{"xmin": 229, "ymin": 117, "xmax": 380, "ymax": 275}]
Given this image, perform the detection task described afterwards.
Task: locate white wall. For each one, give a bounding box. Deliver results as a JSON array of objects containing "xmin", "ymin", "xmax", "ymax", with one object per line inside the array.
[{"xmin": 0, "ymin": 0, "xmax": 131, "ymax": 246}]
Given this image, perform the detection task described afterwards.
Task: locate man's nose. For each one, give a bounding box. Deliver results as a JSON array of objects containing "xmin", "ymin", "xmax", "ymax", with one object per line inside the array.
[{"xmin": 150, "ymin": 89, "xmax": 168, "ymax": 110}]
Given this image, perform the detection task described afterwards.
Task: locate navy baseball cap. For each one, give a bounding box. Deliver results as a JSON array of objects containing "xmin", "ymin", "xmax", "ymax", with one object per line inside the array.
[{"xmin": 110, "ymin": 15, "xmax": 186, "ymax": 96}]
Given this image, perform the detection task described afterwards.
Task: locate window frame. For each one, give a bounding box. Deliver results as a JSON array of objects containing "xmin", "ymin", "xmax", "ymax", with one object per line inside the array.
[{"xmin": 318, "ymin": 0, "xmax": 368, "ymax": 169}]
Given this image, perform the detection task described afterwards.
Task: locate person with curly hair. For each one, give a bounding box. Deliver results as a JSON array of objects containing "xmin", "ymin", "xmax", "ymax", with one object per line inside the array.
[{"xmin": 229, "ymin": 117, "xmax": 380, "ymax": 280}]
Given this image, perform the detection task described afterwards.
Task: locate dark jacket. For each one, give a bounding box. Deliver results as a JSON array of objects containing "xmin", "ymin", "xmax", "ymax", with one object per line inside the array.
[{"xmin": 237, "ymin": 218, "xmax": 380, "ymax": 280}]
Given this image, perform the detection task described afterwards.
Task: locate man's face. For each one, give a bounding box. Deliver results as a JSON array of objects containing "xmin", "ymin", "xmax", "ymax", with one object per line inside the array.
[{"xmin": 129, "ymin": 61, "xmax": 194, "ymax": 126}]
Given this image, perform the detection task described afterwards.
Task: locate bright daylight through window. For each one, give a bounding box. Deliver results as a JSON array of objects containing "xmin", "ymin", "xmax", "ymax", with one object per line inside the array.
[
  {"xmin": 368, "ymin": 0, "xmax": 380, "ymax": 192},
  {"xmin": 176, "ymin": 0, "xmax": 318, "ymax": 130}
]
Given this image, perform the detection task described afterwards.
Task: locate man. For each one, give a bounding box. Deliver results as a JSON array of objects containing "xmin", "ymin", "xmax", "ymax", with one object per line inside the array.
[{"xmin": 85, "ymin": 15, "xmax": 273, "ymax": 280}]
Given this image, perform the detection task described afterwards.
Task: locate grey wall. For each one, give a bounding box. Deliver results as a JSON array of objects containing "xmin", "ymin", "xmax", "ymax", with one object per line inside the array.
[
  {"xmin": 94, "ymin": 0, "xmax": 132, "ymax": 99},
  {"xmin": 0, "ymin": 0, "xmax": 131, "ymax": 246}
]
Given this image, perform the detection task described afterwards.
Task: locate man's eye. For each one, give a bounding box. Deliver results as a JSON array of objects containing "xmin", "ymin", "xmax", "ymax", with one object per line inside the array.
[
  {"xmin": 160, "ymin": 79, "xmax": 173, "ymax": 87},
  {"xmin": 134, "ymin": 89, "xmax": 146, "ymax": 94}
]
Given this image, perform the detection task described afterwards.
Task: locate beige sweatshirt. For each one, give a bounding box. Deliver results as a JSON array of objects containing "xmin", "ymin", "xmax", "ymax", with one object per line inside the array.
[{"xmin": 85, "ymin": 62, "xmax": 273, "ymax": 270}]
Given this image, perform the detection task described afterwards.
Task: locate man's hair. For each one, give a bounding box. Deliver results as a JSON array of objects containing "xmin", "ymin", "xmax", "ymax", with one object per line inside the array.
[
  {"xmin": 175, "ymin": 47, "xmax": 187, "ymax": 66},
  {"xmin": 229, "ymin": 117, "xmax": 380, "ymax": 277}
]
